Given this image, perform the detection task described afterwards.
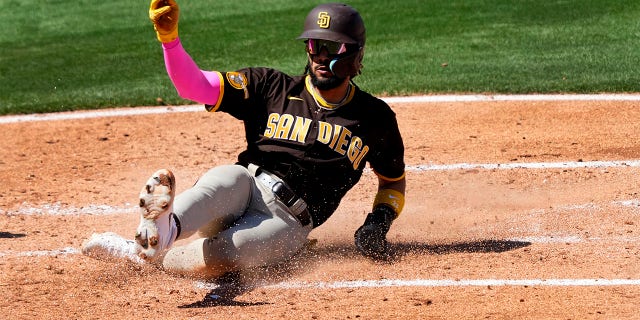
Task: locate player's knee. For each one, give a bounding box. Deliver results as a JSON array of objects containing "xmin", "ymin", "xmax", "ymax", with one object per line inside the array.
[
  {"xmin": 163, "ymin": 238, "xmax": 233, "ymax": 279},
  {"xmin": 197, "ymin": 165, "xmax": 252, "ymax": 190}
]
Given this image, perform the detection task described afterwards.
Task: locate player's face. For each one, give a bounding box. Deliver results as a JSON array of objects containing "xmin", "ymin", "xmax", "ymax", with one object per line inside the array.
[
  {"xmin": 307, "ymin": 40, "xmax": 348, "ymax": 90},
  {"xmin": 309, "ymin": 49, "xmax": 336, "ymax": 79}
]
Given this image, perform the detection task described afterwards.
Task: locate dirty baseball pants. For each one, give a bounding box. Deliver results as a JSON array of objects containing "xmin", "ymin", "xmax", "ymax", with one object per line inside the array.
[{"xmin": 161, "ymin": 164, "xmax": 313, "ymax": 279}]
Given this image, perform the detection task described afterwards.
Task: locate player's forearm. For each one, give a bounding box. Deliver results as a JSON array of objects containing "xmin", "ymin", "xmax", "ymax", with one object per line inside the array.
[
  {"xmin": 162, "ymin": 38, "xmax": 221, "ymax": 105},
  {"xmin": 374, "ymin": 176, "xmax": 406, "ymax": 217}
]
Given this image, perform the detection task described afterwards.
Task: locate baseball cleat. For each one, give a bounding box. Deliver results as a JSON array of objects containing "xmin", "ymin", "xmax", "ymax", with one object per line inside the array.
[
  {"xmin": 135, "ymin": 169, "xmax": 178, "ymax": 261},
  {"xmin": 81, "ymin": 232, "xmax": 144, "ymax": 264}
]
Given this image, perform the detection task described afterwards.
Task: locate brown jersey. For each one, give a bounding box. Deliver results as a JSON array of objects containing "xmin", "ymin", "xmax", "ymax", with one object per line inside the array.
[{"xmin": 206, "ymin": 67, "xmax": 405, "ymax": 227}]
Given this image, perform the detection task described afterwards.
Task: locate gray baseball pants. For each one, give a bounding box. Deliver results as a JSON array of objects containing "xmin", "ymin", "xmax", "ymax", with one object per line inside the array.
[{"xmin": 161, "ymin": 164, "xmax": 313, "ymax": 279}]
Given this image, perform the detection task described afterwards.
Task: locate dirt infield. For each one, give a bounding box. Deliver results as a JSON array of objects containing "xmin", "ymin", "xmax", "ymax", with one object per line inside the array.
[{"xmin": 2, "ymin": 98, "xmax": 640, "ymax": 319}]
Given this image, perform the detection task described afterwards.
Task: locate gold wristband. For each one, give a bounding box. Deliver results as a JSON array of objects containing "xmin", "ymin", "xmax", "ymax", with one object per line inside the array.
[{"xmin": 373, "ymin": 189, "xmax": 405, "ymax": 216}]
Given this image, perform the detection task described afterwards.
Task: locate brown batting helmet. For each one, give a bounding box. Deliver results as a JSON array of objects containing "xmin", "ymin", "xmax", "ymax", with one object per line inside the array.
[
  {"xmin": 298, "ymin": 3, "xmax": 366, "ymax": 46},
  {"xmin": 298, "ymin": 3, "xmax": 366, "ymax": 78}
]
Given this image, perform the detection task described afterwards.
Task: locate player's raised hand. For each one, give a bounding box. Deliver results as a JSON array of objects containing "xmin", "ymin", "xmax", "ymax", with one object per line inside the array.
[{"xmin": 149, "ymin": 0, "xmax": 180, "ymax": 43}]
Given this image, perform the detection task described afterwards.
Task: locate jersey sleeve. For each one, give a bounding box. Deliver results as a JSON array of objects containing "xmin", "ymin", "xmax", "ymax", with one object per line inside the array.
[
  {"xmin": 204, "ymin": 67, "xmax": 272, "ymax": 120},
  {"xmin": 367, "ymin": 105, "xmax": 405, "ymax": 181}
]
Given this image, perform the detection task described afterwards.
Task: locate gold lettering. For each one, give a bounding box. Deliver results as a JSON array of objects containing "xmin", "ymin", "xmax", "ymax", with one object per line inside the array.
[
  {"xmin": 334, "ymin": 127, "xmax": 351, "ymax": 155},
  {"xmin": 317, "ymin": 121, "xmax": 333, "ymax": 144},
  {"xmin": 269, "ymin": 116, "xmax": 371, "ymax": 170},
  {"xmin": 264, "ymin": 113, "xmax": 279, "ymax": 138},
  {"xmin": 290, "ymin": 116, "xmax": 312, "ymax": 143},
  {"xmin": 353, "ymin": 145, "xmax": 369, "ymax": 169},
  {"xmin": 328, "ymin": 124, "xmax": 343, "ymax": 149},
  {"xmin": 274, "ymin": 114, "xmax": 294, "ymax": 139},
  {"xmin": 347, "ymin": 136, "xmax": 363, "ymax": 162}
]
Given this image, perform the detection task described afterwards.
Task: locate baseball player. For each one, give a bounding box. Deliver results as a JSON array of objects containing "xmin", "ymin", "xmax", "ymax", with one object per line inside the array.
[{"xmin": 83, "ymin": 0, "xmax": 406, "ymax": 278}]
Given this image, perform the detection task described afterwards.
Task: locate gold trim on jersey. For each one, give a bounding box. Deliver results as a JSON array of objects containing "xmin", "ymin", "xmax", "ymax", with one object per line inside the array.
[
  {"xmin": 305, "ymin": 75, "xmax": 355, "ymax": 110},
  {"xmin": 205, "ymin": 71, "xmax": 225, "ymax": 112}
]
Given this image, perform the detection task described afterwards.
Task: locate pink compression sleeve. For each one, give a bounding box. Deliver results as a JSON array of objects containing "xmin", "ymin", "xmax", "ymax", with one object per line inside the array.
[{"xmin": 162, "ymin": 38, "xmax": 221, "ymax": 105}]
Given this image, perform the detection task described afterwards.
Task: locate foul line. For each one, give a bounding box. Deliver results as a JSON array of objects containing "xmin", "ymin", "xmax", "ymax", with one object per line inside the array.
[
  {"xmin": 3, "ymin": 94, "xmax": 640, "ymax": 124},
  {"xmin": 0, "ymin": 105, "xmax": 203, "ymax": 124},
  {"xmin": 192, "ymin": 278, "xmax": 640, "ymax": 290},
  {"xmin": 408, "ymin": 159, "xmax": 640, "ymax": 171},
  {"xmin": 383, "ymin": 94, "xmax": 640, "ymax": 103},
  {"xmin": 267, "ymin": 278, "xmax": 640, "ymax": 289},
  {"xmin": 0, "ymin": 247, "xmax": 79, "ymax": 258}
]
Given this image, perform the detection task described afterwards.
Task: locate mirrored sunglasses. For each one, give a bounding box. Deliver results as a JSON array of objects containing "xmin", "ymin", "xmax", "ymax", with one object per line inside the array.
[{"xmin": 306, "ymin": 39, "xmax": 348, "ymax": 55}]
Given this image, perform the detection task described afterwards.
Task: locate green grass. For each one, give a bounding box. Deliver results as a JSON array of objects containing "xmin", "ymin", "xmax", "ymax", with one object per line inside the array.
[{"xmin": 1, "ymin": 0, "xmax": 639, "ymax": 115}]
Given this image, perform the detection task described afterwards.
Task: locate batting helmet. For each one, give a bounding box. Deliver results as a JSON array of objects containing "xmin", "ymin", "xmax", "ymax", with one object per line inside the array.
[{"xmin": 298, "ymin": 3, "xmax": 366, "ymax": 78}]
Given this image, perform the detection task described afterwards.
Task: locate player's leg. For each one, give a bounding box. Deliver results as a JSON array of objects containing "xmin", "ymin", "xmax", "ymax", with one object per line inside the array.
[
  {"xmin": 85, "ymin": 168, "xmax": 179, "ymax": 261},
  {"xmin": 162, "ymin": 172, "xmax": 312, "ymax": 279},
  {"xmin": 135, "ymin": 165, "xmax": 252, "ymax": 260},
  {"xmin": 84, "ymin": 165, "xmax": 254, "ymax": 263},
  {"xmin": 171, "ymin": 164, "xmax": 253, "ymax": 239}
]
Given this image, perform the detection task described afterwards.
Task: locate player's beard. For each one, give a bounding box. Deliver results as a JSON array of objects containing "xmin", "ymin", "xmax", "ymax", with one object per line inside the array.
[
  {"xmin": 309, "ymin": 60, "xmax": 347, "ymax": 90},
  {"xmin": 310, "ymin": 72, "xmax": 345, "ymax": 90}
]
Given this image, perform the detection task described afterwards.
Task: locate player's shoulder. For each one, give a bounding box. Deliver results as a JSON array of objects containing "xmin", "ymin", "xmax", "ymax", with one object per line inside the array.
[
  {"xmin": 237, "ymin": 67, "xmax": 299, "ymax": 82},
  {"xmin": 233, "ymin": 67, "xmax": 305, "ymax": 99},
  {"xmin": 353, "ymin": 87, "xmax": 395, "ymax": 115}
]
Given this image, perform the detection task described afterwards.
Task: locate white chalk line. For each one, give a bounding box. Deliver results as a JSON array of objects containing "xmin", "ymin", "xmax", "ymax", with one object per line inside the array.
[
  {"xmin": 3, "ymin": 94, "xmax": 640, "ymax": 124},
  {"xmin": 192, "ymin": 278, "xmax": 640, "ymax": 290},
  {"xmin": 408, "ymin": 159, "xmax": 640, "ymax": 171},
  {"xmin": 266, "ymin": 278, "xmax": 640, "ymax": 289},
  {"xmin": 0, "ymin": 203, "xmax": 137, "ymax": 216},
  {"xmin": 0, "ymin": 105, "xmax": 203, "ymax": 124},
  {"xmin": 0, "ymin": 247, "xmax": 79, "ymax": 258},
  {"xmin": 384, "ymin": 94, "xmax": 640, "ymax": 103}
]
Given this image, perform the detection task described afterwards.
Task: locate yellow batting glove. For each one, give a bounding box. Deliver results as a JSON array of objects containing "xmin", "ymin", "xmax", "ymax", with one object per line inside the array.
[{"xmin": 149, "ymin": 0, "xmax": 180, "ymax": 43}]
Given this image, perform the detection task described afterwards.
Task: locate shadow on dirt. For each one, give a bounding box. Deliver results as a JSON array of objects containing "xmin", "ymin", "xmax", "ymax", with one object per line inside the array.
[
  {"xmin": 179, "ymin": 238, "xmax": 531, "ymax": 308},
  {"xmin": 302, "ymin": 239, "xmax": 532, "ymax": 264},
  {"xmin": 179, "ymin": 247, "xmax": 320, "ymax": 308},
  {"xmin": 394, "ymin": 239, "xmax": 532, "ymax": 256},
  {"xmin": 179, "ymin": 272, "xmax": 271, "ymax": 308},
  {"xmin": 0, "ymin": 231, "xmax": 26, "ymax": 239}
]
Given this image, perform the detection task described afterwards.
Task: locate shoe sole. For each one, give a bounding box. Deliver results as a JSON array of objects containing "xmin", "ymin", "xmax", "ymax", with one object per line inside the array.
[{"xmin": 135, "ymin": 169, "xmax": 175, "ymax": 250}]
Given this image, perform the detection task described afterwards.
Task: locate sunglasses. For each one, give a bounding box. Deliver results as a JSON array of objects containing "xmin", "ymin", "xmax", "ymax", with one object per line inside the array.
[{"xmin": 306, "ymin": 39, "xmax": 348, "ymax": 55}]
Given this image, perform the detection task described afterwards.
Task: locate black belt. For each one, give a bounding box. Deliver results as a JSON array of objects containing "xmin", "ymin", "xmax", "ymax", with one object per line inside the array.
[{"xmin": 254, "ymin": 169, "xmax": 312, "ymax": 227}]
